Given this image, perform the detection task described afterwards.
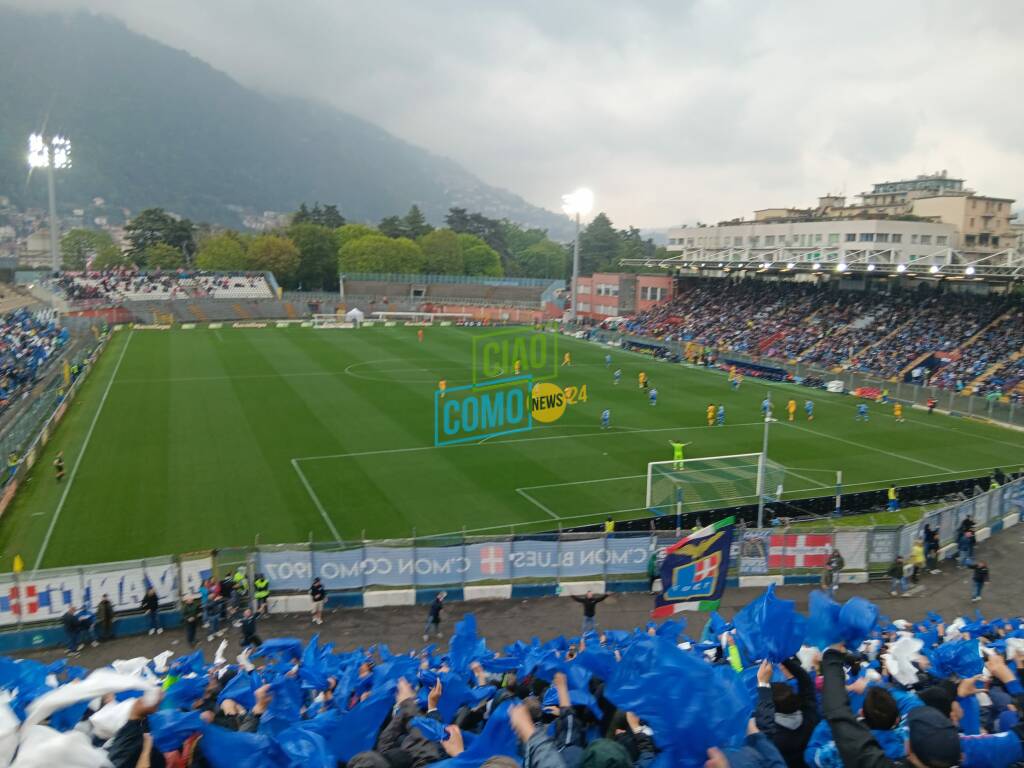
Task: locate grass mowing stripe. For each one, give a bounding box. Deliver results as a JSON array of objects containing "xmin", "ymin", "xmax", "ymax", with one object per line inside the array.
[
  {"xmin": 780, "ymin": 421, "xmax": 954, "ymax": 473},
  {"xmin": 33, "ymin": 330, "xmax": 134, "ymax": 573},
  {"xmin": 295, "ymin": 421, "xmax": 766, "ymax": 462}
]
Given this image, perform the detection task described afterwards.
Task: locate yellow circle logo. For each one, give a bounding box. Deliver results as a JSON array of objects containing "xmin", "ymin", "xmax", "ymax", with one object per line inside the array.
[{"xmin": 531, "ymin": 382, "xmax": 566, "ymax": 423}]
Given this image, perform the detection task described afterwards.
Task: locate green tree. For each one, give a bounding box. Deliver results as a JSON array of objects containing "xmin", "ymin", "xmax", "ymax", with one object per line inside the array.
[
  {"xmin": 60, "ymin": 228, "xmax": 119, "ymax": 270},
  {"xmin": 518, "ymin": 240, "xmax": 569, "ymax": 278},
  {"xmin": 461, "ymin": 241, "xmax": 503, "ymax": 276},
  {"xmin": 335, "ymin": 223, "xmax": 377, "ymax": 252},
  {"xmin": 417, "ymin": 229, "xmax": 464, "ymax": 274},
  {"xmin": 578, "ymin": 212, "xmax": 621, "ymax": 274},
  {"xmin": 143, "ymin": 242, "xmax": 184, "ymax": 269},
  {"xmin": 445, "ymin": 207, "xmax": 508, "ymax": 266},
  {"xmin": 248, "ymin": 234, "xmax": 301, "ymax": 285},
  {"xmin": 402, "ymin": 205, "xmax": 433, "ymax": 239},
  {"xmin": 91, "ymin": 246, "xmax": 134, "ymax": 270},
  {"xmin": 125, "ymin": 208, "xmax": 195, "ymax": 264},
  {"xmin": 195, "ymin": 232, "xmax": 248, "ymax": 271},
  {"xmin": 619, "ymin": 226, "xmax": 658, "ymax": 263},
  {"xmin": 288, "ymin": 223, "xmax": 339, "ymax": 290},
  {"xmin": 378, "ymin": 215, "xmax": 406, "ymax": 239},
  {"xmin": 339, "ymin": 235, "xmax": 426, "ymax": 273},
  {"xmin": 292, "ymin": 202, "xmax": 345, "ymax": 228}
]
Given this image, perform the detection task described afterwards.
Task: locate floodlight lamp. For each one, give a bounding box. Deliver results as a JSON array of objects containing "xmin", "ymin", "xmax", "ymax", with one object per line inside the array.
[
  {"xmin": 785, "ymin": 263, "xmax": 794, "ymax": 270},
  {"xmin": 836, "ymin": 263, "xmax": 847, "ymax": 272},
  {"xmin": 718, "ymin": 263, "xmax": 724, "ymax": 268},
  {"xmin": 965, "ymin": 266, "xmax": 976, "ymax": 276},
  {"xmin": 929, "ymin": 265, "xmax": 939, "ymax": 274},
  {"xmin": 51, "ymin": 136, "xmax": 72, "ymax": 169},
  {"xmin": 27, "ymin": 133, "xmax": 48, "ymax": 168},
  {"xmin": 812, "ymin": 262, "xmax": 821, "ymax": 270},
  {"xmin": 561, "ymin": 188, "xmax": 594, "ymax": 217},
  {"xmin": 896, "ymin": 264, "xmax": 907, "ymax": 273},
  {"xmin": 761, "ymin": 262, "xmax": 770, "ymax": 269},
  {"xmin": 867, "ymin": 264, "xmax": 875, "ymax": 271}
]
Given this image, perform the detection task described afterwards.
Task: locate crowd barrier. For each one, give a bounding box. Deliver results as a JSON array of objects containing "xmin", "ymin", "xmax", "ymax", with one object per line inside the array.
[
  {"xmin": 0, "ymin": 323, "xmax": 107, "ymax": 520},
  {"xmin": 0, "ymin": 478, "xmax": 1019, "ymax": 651}
]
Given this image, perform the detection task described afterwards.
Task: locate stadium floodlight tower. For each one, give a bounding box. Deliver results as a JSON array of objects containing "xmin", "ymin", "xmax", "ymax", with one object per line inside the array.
[
  {"xmin": 28, "ymin": 133, "xmax": 72, "ymax": 274},
  {"xmin": 561, "ymin": 187, "xmax": 594, "ymax": 323}
]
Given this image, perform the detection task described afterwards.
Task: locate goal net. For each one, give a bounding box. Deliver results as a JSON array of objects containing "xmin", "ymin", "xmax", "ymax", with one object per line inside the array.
[{"xmin": 645, "ymin": 452, "xmax": 787, "ymax": 517}]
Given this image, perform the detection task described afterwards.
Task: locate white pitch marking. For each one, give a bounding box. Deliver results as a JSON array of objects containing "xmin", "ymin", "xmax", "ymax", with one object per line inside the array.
[
  {"xmin": 290, "ymin": 458, "xmax": 343, "ymax": 542},
  {"xmin": 34, "ymin": 331, "xmax": 134, "ymax": 572},
  {"xmin": 514, "ymin": 487, "xmax": 560, "ymax": 520}
]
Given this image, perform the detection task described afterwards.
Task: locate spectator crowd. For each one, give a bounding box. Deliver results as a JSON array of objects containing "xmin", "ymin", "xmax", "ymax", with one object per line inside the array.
[
  {"xmin": 623, "ymin": 281, "xmax": 1024, "ymax": 398},
  {"xmin": 0, "ymin": 308, "xmax": 67, "ymax": 416},
  {"xmin": 6, "ymin": 581, "xmax": 1024, "ymax": 768},
  {"xmin": 51, "ymin": 269, "xmax": 273, "ymax": 303}
]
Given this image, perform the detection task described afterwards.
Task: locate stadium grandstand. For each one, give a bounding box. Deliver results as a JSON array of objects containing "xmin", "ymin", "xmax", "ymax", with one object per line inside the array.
[
  {"xmin": 619, "ymin": 277, "xmax": 1024, "ymax": 399},
  {"xmin": 341, "ymin": 272, "xmax": 566, "ymax": 323},
  {"xmin": 38, "ymin": 270, "xmax": 568, "ymax": 325}
]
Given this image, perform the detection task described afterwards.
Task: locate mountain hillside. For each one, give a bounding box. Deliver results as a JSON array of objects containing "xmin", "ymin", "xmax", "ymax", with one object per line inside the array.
[{"xmin": 0, "ymin": 9, "xmax": 571, "ymax": 236}]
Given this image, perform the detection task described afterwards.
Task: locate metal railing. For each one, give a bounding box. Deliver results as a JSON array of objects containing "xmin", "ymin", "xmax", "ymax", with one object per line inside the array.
[
  {"xmin": 2, "ymin": 478, "xmax": 1018, "ymax": 632},
  {"xmin": 343, "ymin": 273, "xmax": 563, "ymax": 288}
]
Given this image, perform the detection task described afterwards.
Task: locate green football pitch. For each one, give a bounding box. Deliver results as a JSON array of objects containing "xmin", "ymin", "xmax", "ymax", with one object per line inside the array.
[{"xmin": 2, "ymin": 324, "xmax": 1022, "ymax": 570}]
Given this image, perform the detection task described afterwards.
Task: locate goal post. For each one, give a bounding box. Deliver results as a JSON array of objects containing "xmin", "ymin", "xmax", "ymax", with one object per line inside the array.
[{"xmin": 645, "ymin": 452, "xmax": 787, "ymax": 519}]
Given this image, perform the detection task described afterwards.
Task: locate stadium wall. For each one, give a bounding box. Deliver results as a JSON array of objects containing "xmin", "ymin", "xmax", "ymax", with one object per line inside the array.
[{"xmin": 0, "ymin": 479, "xmax": 1019, "ymax": 652}]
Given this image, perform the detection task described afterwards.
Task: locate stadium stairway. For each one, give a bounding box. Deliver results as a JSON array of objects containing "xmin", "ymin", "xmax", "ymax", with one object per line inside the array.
[
  {"xmin": 930, "ymin": 309, "xmax": 1015, "ymax": 393},
  {"xmin": 966, "ymin": 358, "xmax": 1015, "ymax": 394},
  {"xmin": 970, "ymin": 348, "xmax": 1024, "ymax": 394},
  {"xmin": 232, "ymin": 303, "xmax": 251, "ymax": 320},
  {"xmin": 153, "ymin": 311, "xmax": 174, "ymax": 325},
  {"xmin": 899, "ymin": 351, "xmax": 934, "ymax": 380},
  {"xmin": 187, "ymin": 303, "xmax": 208, "ymax": 323},
  {"xmin": 757, "ymin": 330, "xmax": 787, "ymax": 355},
  {"xmin": 285, "ymin": 302, "xmax": 298, "ymax": 319}
]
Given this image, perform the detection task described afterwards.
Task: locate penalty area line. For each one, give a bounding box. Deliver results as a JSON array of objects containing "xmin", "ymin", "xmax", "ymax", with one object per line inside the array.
[
  {"xmin": 514, "ymin": 487, "xmax": 561, "ymax": 521},
  {"xmin": 290, "ymin": 458, "xmax": 344, "ymax": 542}
]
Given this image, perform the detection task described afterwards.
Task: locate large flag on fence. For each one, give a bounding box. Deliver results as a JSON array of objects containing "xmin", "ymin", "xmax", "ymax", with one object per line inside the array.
[
  {"xmin": 652, "ymin": 516, "xmax": 734, "ymax": 618},
  {"xmin": 768, "ymin": 534, "xmax": 832, "ymax": 569}
]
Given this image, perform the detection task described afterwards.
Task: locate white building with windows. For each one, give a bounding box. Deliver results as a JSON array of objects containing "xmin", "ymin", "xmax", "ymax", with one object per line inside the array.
[
  {"xmin": 662, "ymin": 218, "xmax": 984, "ymax": 277},
  {"xmin": 668, "ymin": 218, "xmax": 955, "ymax": 260}
]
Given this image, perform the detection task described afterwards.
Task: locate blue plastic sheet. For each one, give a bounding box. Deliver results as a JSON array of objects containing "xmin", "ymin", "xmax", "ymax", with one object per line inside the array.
[
  {"xmin": 217, "ymin": 671, "xmax": 258, "ymax": 710},
  {"xmin": 411, "ymin": 716, "xmax": 450, "ymax": 742},
  {"xmin": 163, "ymin": 676, "xmax": 210, "ymax": 711},
  {"xmin": 930, "ymin": 639, "xmax": 983, "ymax": 678},
  {"xmin": 200, "ymin": 724, "xmax": 282, "ymax": 768},
  {"xmin": 605, "ymin": 636, "xmax": 751, "ymax": 768},
  {"xmin": 252, "ymin": 638, "xmax": 304, "ymax": 662},
  {"xmin": 733, "ymin": 585, "xmax": 805, "ymax": 662},
  {"xmin": 150, "ymin": 710, "xmax": 204, "ymax": 753},
  {"xmin": 432, "ymin": 700, "xmax": 519, "ymax": 768},
  {"xmin": 276, "ymin": 725, "xmax": 335, "ymax": 768}
]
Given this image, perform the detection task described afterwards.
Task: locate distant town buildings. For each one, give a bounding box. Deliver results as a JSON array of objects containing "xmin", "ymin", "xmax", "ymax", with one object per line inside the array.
[{"xmin": 668, "ymin": 172, "xmax": 1017, "ymax": 267}]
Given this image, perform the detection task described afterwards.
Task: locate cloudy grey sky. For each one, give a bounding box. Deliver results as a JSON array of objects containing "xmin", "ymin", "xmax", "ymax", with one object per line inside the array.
[{"xmin": 10, "ymin": 0, "xmax": 1024, "ymax": 227}]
